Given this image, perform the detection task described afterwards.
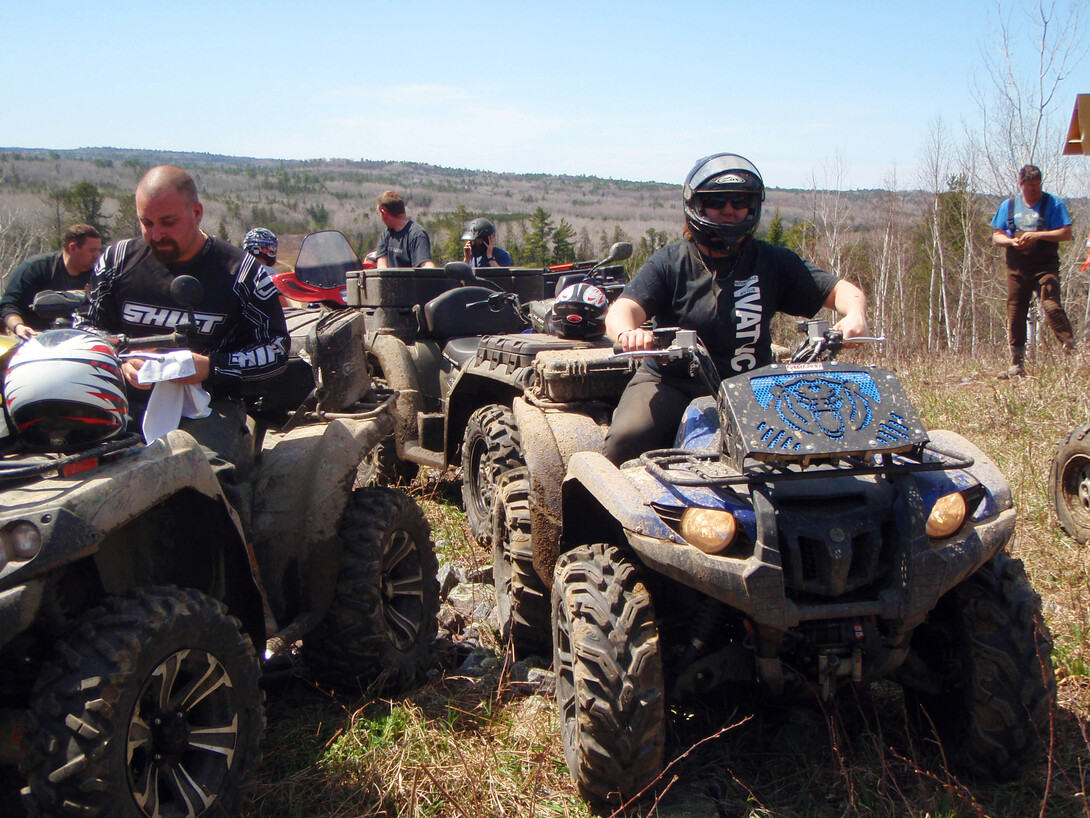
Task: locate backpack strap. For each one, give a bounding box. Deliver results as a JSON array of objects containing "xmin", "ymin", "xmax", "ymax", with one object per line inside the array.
[{"xmin": 1007, "ymin": 196, "xmax": 1016, "ymax": 234}]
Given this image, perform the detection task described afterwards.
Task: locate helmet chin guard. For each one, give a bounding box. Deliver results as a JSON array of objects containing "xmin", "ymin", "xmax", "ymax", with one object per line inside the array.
[{"xmin": 683, "ymin": 153, "xmax": 765, "ymax": 252}]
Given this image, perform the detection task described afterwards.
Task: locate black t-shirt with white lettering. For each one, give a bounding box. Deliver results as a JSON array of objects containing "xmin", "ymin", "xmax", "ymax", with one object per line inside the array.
[
  {"xmin": 86, "ymin": 236, "xmax": 289, "ymax": 393},
  {"xmin": 621, "ymin": 238, "xmax": 837, "ymax": 378}
]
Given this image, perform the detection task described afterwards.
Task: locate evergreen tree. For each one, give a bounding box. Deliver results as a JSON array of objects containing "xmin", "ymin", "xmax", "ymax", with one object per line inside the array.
[
  {"xmin": 524, "ymin": 207, "xmax": 554, "ymax": 266},
  {"xmin": 60, "ymin": 182, "xmax": 108, "ymax": 238},
  {"xmin": 765, "ymin": 208, "xmax": 786, "ymax": 246},
  {"xmin": 552, "ymin": 218, "xmax": 576, "ymax": 264}
]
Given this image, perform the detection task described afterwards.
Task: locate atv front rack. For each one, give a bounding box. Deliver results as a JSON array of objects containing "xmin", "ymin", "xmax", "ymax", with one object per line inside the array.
[
  {"xmin": 639, "ymin": 442, "xmax": 974, "ymax": 488},
  {"xmin": 0, "ymin": 433, "xmax": 145, "ymax": 485}
]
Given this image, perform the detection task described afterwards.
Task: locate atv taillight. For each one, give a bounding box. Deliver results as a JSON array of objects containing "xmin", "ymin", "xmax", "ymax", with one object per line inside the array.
[{"xmin": 61, "ymin": 457, "xmax": 99, "ymax": 478}]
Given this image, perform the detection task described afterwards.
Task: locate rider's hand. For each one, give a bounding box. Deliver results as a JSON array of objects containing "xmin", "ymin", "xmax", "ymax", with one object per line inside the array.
[
  {"xmin": 616, "ymin": 327, "xmax": 655, "ymax": 351},
  {"xmin": 13, "ymin": 323, "xmax": 36, "ymax": 341},
  {"xmin": 462, "ymin": 241, "xmax": 473, "ymax": 263},
  {"xmin": 833, "ymin": 312, "xmax": 869, "ymax": 343},
  {"xmin": 122, "ymin": 357, "xmax": 152, "ymax": 390},
  {"xmin": 173, "ymin": 352, "xmax": 210, "ymax": 385}
]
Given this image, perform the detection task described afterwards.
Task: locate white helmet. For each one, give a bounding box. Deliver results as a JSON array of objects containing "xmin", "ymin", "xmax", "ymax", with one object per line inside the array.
[{"xmin": 4, "ymin": 330, "xmax": 127, "ymax": 451}]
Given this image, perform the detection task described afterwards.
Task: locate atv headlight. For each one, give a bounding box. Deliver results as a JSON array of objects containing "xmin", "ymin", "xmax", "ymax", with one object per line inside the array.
[
  {"xmin": 3, "ymin": 522, "xmax": 42, "ymax": 561},
  {"xmin": 679, "ymin": 508, "xmax": 737, "ymax": 554},
  {"xmin": 926, "ymin": 492, "xmax": 967, "ymax": 539}
]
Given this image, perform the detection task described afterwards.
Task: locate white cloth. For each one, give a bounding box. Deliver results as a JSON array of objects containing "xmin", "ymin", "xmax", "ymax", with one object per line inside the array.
[{"xmin": 122, "ymin": 351, "xmax": 212, "ymax": 442}]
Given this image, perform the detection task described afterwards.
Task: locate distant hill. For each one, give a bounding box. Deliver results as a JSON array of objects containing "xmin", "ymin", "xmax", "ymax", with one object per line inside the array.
[{"xmin": 0, "ymin": 146, "xmax": 934, "ymax": 268}]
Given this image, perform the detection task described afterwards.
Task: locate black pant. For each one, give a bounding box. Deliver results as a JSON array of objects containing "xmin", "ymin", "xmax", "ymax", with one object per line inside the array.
[{"xmin": 603, "ymin": 366, "xmax": 710, "ymax": 466}]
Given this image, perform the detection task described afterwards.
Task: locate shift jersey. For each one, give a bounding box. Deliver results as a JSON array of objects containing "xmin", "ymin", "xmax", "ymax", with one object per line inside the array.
[{"xmin": 86, "ymin": 235, "xmax": 289, "ymax": 392}]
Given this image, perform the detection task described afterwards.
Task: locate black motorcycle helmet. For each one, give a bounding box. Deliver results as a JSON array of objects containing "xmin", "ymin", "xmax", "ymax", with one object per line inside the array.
[
  {"xmin": 549, "ymin": 282, "xmax": 608, "ymax": 339},
  {"xmin": 683, "ymin": 153, "xmax": 764, "ymax": 253},
  {"xmin": 461, "ymin": 218, "xmax": 497, "ymax": 254}
]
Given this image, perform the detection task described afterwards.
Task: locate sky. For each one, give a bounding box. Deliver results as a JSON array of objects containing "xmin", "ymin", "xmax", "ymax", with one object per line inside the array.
[{"xmin": 0, "ymin": 0, "xmax": 1082, "ymax": 191}]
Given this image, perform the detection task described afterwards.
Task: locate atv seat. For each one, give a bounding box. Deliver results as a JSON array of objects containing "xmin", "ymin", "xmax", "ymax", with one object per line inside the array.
[
  {"xmin": 442, "ymin": 337, "xmax": 483, "ymax": 368},
  {"xmin": 416, "ymin": 286, "xmax": 525, "ymax": 339}
]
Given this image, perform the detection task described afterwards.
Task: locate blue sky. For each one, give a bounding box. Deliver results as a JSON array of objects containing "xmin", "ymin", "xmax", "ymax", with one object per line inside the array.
[{"xmin": 0, "ymin": 1, "xmax": 1081, "ymax": 190}]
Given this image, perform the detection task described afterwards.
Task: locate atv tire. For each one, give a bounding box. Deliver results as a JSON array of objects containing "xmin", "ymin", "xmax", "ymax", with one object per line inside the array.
[
  {"xmin": 302, "ymin": 487, "xmax": 439, "ymax": 692},
  {"xmin": 21, "ymin": 587, "xmax": 264, "ymax": 818},
  {"xmin": 905, "ymin": 552, "xmax": 1055, "ymax": 780},
  {"xmin": 461, "ymin": 404, "xmax": 522, "ymax": 546},
  {"xmin": 357, "ymin": 435, "xmax": 418, "ymax": 487},
  {"xmin": 552, "ymin": 542, "xmax": 665, "ymax": 805},
  {"xmin": 1049, "ymin": 422, "xmax": 1090, "ymax": 544},
  {"xmin": 493, "ymin": 468, "xmax": 551, "ymax": 655}
]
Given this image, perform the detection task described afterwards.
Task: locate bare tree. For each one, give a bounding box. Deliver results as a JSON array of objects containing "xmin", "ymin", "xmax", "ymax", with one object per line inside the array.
[{"xmin": 975, "ymin": 0, "xmax": 1088, "ymax": 194}]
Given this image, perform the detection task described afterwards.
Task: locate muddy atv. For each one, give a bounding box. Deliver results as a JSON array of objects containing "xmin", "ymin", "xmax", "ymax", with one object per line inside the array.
[
  {"xmin": 285, "ymin": 230, "xmax": 632, "ymax": 549},
  {"xmin": 521, "ymin": 323, "xmax": 1055, "ymax": 805},
  {"xmin": 1049, "ymin": 422, "xmax": 1090, "ymax": 543},
  {"xmin": 0, "ymin": 296, "xmax": 439, "ymax": 816}
]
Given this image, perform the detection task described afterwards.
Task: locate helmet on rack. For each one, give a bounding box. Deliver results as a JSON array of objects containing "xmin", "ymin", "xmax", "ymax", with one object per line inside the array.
[
  {"xmin": 4, "ymin": 329, "xmax": 127, "ymax": 451},
  {"xmin": 461, "ymin": 218, "xmax": 497, "ymax": 253},
  {"xmin": 549, "ymin": 282, "xmax": 609, "ymax": 339},
  {"xmin": 242, "ymin": 227, "xmax": 278, "ymax": 265},
  {"xmin": 682, "ymin": 153, "xmax": 764, "ymax": 253}
]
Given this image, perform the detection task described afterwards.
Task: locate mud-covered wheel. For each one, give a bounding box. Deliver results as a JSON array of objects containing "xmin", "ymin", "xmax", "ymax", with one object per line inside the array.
[
  {"xmin": 904, "ymin": 552, "xmax": 1055, "ymax": 780},
  {"xmin": 461, "ymin": 403, "xmax": 522, "ymax": 545},
  {"xmin": 552, "ymin": 542, "xmax": 665, "ymax": 805},
  {"xmin": 493, "ymin": 468, "xmax": 551, "ymax": 654},
  {"xmin": 21, "ymin": 587, "xmax": 264, "ymax": 818},
  {"xmin": 302, "ymin": 487, "xmax": 439, "ymax": 691},
  {"xmin": 1049, "ymin": 422, "xmax": 1090, "ymax": 544},
  {"xmin": 357, "ymin": 435, "xmax": 418, "ymax": 486}
]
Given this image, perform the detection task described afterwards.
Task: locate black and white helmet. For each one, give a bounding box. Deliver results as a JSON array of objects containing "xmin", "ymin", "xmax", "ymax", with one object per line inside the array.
[
  {"xmin": 4, "ymin": 329, "xmax": 127, "ymax": 451},
  {"xmin": 550, "ymin": 282, "xmax": 608, "ymax": 339},
  {"xmin": 242, "ymin": 227, "xmax": 278, "ymax": 265},
  {"xmin": 683, "ymin": 153, "xmax": 764, "ymax": 252}
]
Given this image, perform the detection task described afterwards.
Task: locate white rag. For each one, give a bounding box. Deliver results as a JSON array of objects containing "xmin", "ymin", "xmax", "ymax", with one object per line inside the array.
[{"xmin": 123, "ymin": 351, "xmax": 212, "ymax": 442}]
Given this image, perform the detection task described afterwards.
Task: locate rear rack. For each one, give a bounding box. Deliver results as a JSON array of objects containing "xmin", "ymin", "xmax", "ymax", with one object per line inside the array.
[
  {"xmin": 639, "ymin": 443, "xmax": 974, "ymax": 488},
  {"xmin": 0, "ymin": 434, "xmax": 145, "ymax": 485}
]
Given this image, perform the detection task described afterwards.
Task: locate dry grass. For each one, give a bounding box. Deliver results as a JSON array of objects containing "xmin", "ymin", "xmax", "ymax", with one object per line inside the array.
[{"xmin": 248, "ymin": 344, "xmax": 1090, "ymax": 817}]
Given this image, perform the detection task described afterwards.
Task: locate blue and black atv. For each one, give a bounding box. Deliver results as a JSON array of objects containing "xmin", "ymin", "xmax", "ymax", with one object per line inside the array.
[{"xmin": 549, "ymin": 322, "xmax": 1056, "ymax": 805}]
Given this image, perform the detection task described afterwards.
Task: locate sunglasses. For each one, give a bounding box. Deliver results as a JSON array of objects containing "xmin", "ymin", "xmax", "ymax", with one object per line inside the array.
[{"xmin": 702, "ymin": 194, "xmax": 750, "ymax": 210}]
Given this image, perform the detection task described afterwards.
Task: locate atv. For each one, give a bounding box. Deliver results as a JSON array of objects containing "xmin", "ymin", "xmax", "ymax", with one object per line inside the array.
[
  {"xmin": 517, "ymin": 322, "xmax": 1055, "ymax": 805},
  {"xmin": 281, "ymin": 230, "xmax": 634, "ymax": 549},
  {"xmin": 0, "ymin": 279, "xmax": 439, "ymax": 817},
  {"xmin": 1049, "ymin": 422, "xmax": 1090, "ymax": 543}
]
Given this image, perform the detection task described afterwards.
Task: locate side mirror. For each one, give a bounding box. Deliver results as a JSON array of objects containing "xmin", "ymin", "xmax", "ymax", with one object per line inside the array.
[
  {"xmin": 170, "ymin": 275, "xmax": 204, "ymax": 309},
  {"xmin": 603, "ymin": 242, "xmax": 633, "ymax": 264},
  {"xmin": 444, "ymin": 261, "xmax": 475, "ymax": 286}
]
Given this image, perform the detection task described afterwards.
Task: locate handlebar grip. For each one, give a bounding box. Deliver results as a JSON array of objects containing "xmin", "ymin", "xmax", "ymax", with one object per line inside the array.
[
  {"xmin": 117, "ymin": 332, "xmax": 188, "ymax": 351},
  {"xmin": 613, "ymin": 341, "xmax": 624, "ymax": 354}
]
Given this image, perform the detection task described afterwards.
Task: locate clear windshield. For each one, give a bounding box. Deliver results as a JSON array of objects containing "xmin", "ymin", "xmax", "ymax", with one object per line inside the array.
[{"xmin": 294, "ymin": 231, "xmax": 361, "ymax": 289}]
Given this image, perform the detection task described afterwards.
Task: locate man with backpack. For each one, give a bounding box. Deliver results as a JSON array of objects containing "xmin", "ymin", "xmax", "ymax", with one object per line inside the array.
[{"xmin": 990, "ymin": 164, "xmax": 1076, "ymax": 377}]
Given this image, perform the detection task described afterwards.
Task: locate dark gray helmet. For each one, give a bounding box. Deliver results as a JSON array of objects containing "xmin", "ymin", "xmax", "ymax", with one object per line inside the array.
[
  {"xmin": 461, "ymin": 218, "xmax": 496, "ymax": 245},
  {"xmin": 683, "ymin": 154, "xmax": 764, "ymax": 252}
]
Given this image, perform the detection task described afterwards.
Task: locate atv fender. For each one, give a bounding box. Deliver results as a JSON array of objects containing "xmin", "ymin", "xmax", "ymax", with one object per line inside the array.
[
  {"xmin": 927, "ymin": 430, "xmax": 1013, "ymax": 514},
  {"xmin": 512, "ymin": 398, "xmax": 609, "ymax": 588},
  {"xmin": 250, "ymin": 413, "xmax": 394, "ymax": 637},
  {"xmin": 368, "ymin": 332, "xmax": 425, "ymax": 461},
  {"xmin": 0, "ymin": 430, "xmax": 264, "ymax": 646}
]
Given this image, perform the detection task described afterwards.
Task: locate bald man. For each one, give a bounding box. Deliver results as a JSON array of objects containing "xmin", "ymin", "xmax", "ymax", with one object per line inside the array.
[{"xmin": 85, "ymin": 165, "xmax": 289, "ymax": 470}]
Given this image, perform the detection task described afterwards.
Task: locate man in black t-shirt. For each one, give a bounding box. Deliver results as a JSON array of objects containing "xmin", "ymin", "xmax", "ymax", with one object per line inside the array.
[
  {"xmin": 374, "ymin": 190, "xmax": 435, "ymax": 268},
  {"xmin": 2, "ymin": 224, "xmax": 102, "ymax": 338},
  {"xmin": 604, "ymin": 153, "xmax": 868, "ymax": 465},
  {"xmin": 86, "ymin": 165, "xmax": 288, "ymax": 470}
]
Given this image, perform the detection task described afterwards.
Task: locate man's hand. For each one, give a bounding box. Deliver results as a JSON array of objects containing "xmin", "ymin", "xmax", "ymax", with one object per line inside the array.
[
  {"xmin": 175, "ymin": 352, "xmax": 210, "ymax": 384},
  {"xmin": 462, "ymin": 241, "xmax": 474, "ymax": 263},
  {"xmin": 121, "ymin": 351, "xmax": 210, "ymax": 389},
  {"xmin": 122, "ymin": 357, "xmax": 152, "ymax": 390},
  {"xmin": 13, "ymin": 323, "xmax": 36, "ymax": 341}
]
